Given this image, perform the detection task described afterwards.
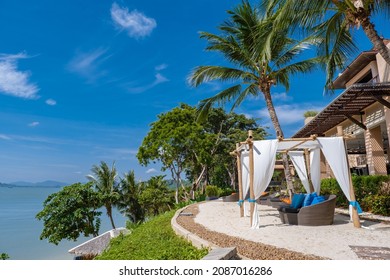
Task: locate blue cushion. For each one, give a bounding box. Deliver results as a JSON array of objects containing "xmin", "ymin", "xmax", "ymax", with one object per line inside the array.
[
  {"xmin": 303, "ymin": 192, "xmax": 317, "ymax": 207},
  {"xmin": 290, "ymin": 193, "xmax": 305, "ymax": 209},
  {"xmin": 310, "ymin": 196, "xmax": 326, "ymax": 206}
]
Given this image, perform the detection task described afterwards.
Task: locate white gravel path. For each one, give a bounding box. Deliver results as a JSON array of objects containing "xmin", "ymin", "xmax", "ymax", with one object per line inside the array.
[{"xmin": 195, "ymin": 200, "xmax": 390, "ymax": 260}]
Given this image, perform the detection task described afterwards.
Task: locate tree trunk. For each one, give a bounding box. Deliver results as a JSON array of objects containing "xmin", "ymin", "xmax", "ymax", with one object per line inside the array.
[
  {"xmin": 360, "ymin": 14, "xmax": 390, "ymax": 67},
  {"xmin": 262, "ymin": 87, "xmax": 294, "ymax": 195},
  {"xmin": 106, "ymin": 204, "xmax": 116, "ymax": 229}
]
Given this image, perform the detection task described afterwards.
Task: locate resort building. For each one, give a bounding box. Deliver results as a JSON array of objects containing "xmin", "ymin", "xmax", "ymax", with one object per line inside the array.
[{"xmin": 293, "ymin": 41, "xmax": 390, "ymax": 177}]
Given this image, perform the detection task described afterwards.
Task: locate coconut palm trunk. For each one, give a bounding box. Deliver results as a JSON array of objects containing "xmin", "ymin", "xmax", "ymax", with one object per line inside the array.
[
  {"xmin": 262, "ymin": 86, "xmax": 294, "ymax": 194},
  {"xmin": 106, "ymin": 204, "xmax": 116, "ymax": 229},
  {"xmin": 360, "ymin": 17, "xmax": 390, "ymax": 66}
]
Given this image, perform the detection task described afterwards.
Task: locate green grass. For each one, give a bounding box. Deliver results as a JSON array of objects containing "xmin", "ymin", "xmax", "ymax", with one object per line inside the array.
[{"xmin": 95, "ymin": 210, "xmax": 209, "ymax": 260}]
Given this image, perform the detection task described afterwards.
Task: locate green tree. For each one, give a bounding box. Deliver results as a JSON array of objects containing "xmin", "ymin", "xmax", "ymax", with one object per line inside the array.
[
  {"xmin": 117, "ymin": 170, "xmax": 145, "ymax": 224},
  {"xmin": 263, "ymin": 0, "xmax": 390, "ymax": 88},
  {"xmin": 186, "ymin": 108, "xmax": 266, "ymax": 193},
  {"xmin": 87, "ymin": 161, "xmax": 119, "ymax": 229},
  {"xmin": 36, "ymin": 182, "xmax": 102, "ymax": 245},
  {"xmin": 139, "ymin": 176, "xmax": 175, "ymax": 217},
  {"xmin": 188, "ymin": 0, "xmax": 320, "ymax": 192},
  {"xmin": 137, "ymin": 104, "xmax": 203, "ymax": 203},
  {"xmin": 1, "ymin": 253, "xmax": 10, "ymax": 260}
]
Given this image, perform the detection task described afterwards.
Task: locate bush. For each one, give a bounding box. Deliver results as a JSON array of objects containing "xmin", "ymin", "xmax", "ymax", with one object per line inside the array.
[
  {"xmin": 96, "ymin": 211, "xmax": 208, "ymax": 260},
  {"xmin": 320, "ymin": 178, "xmax": 348, "ymax": 207},
  {"xmin": 362, "ymin": 195, "xmax": 390, "ymax": 216},
  {"xmin": 320, "ymin": 175, "xmax": 390, "ymax": 216},
  {"xmin": 218, "ymin": 187, "xmax": 233, "ymax": 197},
  {"xmin": 205, "ymin": 185, "xmax": 219, "ymax": 197}
]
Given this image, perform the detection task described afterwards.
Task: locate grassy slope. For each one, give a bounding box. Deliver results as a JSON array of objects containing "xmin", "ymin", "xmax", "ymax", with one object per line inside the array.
[{"xmin": 95, "ymin": 210, "xmax": 209, "ymax": 260}]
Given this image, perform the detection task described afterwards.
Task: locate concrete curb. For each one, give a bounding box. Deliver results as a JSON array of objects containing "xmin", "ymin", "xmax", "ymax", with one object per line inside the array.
[
  {"xmin": 171, "ymin": 204, "xmax": 218, "ymax": 250},
  {"xmin": 171, "ymin": 202, "xmax": 247, "ymax": 260}
]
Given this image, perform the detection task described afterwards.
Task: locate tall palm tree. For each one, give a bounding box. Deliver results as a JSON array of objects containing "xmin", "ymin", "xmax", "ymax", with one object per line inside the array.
[
  {"xmin": 263, "ymin": 0, "xmax": 390, "ymax": 89},
  {"xmin": 87, "ymin": 161, "xmax": 118, "ymax": 229},
  {"xmin": 188, "ymin": 1, "xmax": 321, "ymax": 191},
  {"xmin": 117, "ymin": 170, "xmax": 145, "ymax": 224}
]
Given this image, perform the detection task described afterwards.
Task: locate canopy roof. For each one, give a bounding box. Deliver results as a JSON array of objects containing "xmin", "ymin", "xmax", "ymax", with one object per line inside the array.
[{"xmin": 293, "ymin": 83, "xmax": 390, "ymax": 138}]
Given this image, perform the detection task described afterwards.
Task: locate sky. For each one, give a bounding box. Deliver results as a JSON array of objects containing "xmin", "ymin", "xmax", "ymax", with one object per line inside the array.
[{"xmin": 0, "ymin": 0, "xmax": 389, "ymax": 184}]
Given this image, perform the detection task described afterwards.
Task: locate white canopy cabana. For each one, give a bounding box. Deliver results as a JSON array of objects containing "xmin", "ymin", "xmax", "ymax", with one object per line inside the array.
[{"xmin": 233, "ymin": 132, "xmax": 361, "ymax": 229}]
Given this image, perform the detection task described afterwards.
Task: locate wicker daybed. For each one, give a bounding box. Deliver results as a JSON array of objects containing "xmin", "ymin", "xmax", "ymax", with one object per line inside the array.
[{"xmin": 278, "ymin": 195, "xmax": 337, "ymax": 226}]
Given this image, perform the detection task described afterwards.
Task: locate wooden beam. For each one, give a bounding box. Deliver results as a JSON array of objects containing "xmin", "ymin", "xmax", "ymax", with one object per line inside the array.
[
  {"xmin": 373, "ymin": 96, "xmax": 390, "ymax": 109},
  {"xmin": 344, "ymin": 114, "xmax": 367, "ymax": 130}
]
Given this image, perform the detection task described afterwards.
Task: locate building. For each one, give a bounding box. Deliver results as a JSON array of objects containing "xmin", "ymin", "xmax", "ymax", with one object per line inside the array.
[{"xmin": 293, "ymin": 41, "xmax": 390, "ymax": 177}]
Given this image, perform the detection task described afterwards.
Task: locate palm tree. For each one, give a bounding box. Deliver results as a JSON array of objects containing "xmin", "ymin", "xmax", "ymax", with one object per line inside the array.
[
  {"xmin": 117, "ymin": 170, "xmax": 145, "ymax": 224},
  {"xmin": 188, "ymin": 1, "xmax": 321, "ymax": 192},
  {"xmin": 263, "ymin": 0, "xmax": 390, "ymax": 89},
  {"xmin": 87, "ymin": 161, "xmax": 118, "ymax": 229}
]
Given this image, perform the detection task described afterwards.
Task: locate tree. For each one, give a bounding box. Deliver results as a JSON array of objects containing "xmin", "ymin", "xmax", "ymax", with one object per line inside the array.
[
  {"xmin": 188, "ymin": 0, "xmax": 321, "ymax": 193},
  {"xmin": 137, "ymin": 103, "xmax": 267, "ymax": 201},
  {"xmin": 116, "ymin": 170, "xmax": 145, "ymax": 224},
  {"xmin": 263, "ymin": 0, "xmax": 390, "ymax": 89},
  {"xmin": 36, "ymin": 183, "xmax": 102, "ymax": 245},
  {"xmin": 185, "ymin": 107, "xmax": 267, "ymax": 193},
  {"xmin": 137, "ymin": 103, "xmax": 203, "ymax": 203},
  {"xmin": 87, "ymin": 161, "xmax": 119, "ymax": 229},
  {"xmin": 1, "ymin": 253, "xmax": 10, "ymax": 260},
  {"xmin": 139, "ymin": 176, "xmax": 175, "ymax": 217}
]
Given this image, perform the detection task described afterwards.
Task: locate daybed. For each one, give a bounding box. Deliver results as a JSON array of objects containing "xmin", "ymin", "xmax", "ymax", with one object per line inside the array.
[{"xmin": 278, "ymin": 195, "xmax": 336, "ymax": 226}]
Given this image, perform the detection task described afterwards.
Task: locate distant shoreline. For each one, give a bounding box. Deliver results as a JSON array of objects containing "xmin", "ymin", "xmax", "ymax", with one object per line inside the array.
[{"xmin": 0, "ymin": 184, "xmax": 63, "ymax": 189}]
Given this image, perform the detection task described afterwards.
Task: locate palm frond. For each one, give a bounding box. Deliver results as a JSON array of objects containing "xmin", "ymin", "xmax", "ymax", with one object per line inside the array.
[
  {"xmin": 188, "ymin": 65, "xmax": 253, "ymax": 87},
  {"xmin": 196, "ymin": 84, "xmax": 242, "ymax": 122}
]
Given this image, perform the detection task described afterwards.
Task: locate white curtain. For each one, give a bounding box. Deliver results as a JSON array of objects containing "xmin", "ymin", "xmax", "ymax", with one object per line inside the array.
[
  {"xmin": 288, "ymin": 151, "xmax": 310, "ymax": 193},
  {"xmin": 310, "ymin": 148, "xmax": 321, "ymax": 194},
  {"xmin": 251, "ymin": 140, "xmax": 278, "ymax": 228},
  {"xmin": 317, "ymin": 137, "xmax": 351, "ymax": 199},
  {"xmin": 318, "ymin": 137, "xmax": 356, "ymax": 218}
]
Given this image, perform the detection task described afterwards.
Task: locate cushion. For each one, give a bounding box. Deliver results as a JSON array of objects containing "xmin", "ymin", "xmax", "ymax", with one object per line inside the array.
[
  {"xmin": 278, "ymin": 206, "xmax": 300, "ymax": 213},
  {"xmin": 310, "ymin": 195, "xmax": 326, "ymax": 206},
  {"xmin": 302, "ymin": 192, "xmax": 318, "ymax": 207},
  {"xmin": 280, "ymin": 197, "xmax": 291, "ymax": 204},
  {"xmin": 290, "ymin": 193, "xmax": 305, "ymax": 209}
]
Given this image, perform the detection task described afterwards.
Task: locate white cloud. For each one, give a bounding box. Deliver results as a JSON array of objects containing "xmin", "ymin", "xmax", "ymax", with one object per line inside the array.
[
  {"xmin": 128, "ymin": 73, "xmax": 169, "ymax": 93},
  {"xmin": 45, "ymin": 99, "xmax": 57, "ymax": 106},
  {"xmin": 272, "ymin": 92, "xmax": 292, "ymax": 101},
  {"xmin": 0, "ymin": 134, "xmax": 11, "ymax": 140},
  {"xmin": 146, "ymin": 168, "xmax": 157, "ymax": 174},
  {"xmin": 28, "ymin": 121, "xmax": 40, "ymax": 127},
  {"xmin": 258, "ymin": 104, "xmax": 324, "ymax": 126},
  {"xmin": 111, "ymin": 3, "xmax": 157, "ymax": 38},
  {"xmin": 155, "ymin": 64, "xmax": 168, "ymax": 71},
  {"xmin": 0, "ymin": 53, "xmax": 39, "ymax": 99},
  {"xmin": 67, "ymin": 48, "xmax": 110, "ymax": 83}
]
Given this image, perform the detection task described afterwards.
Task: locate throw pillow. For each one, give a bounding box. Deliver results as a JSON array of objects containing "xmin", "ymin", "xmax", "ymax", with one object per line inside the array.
[
  {"xmin": 303, "ymin": 192, "xmax": 317, "ymax": 207},
  {"xmin": 310, "ymin": 195, "xmax": 326, "ymax": 206},
  {"xmin": 290, "ymin": 193, "xmax": 305, "ymax": 209}
]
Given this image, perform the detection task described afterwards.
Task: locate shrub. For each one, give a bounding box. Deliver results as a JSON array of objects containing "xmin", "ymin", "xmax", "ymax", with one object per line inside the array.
[
  {"xmin": 218, "ymin": 187, "xmax": 233, "ymax": 197},
  {"xmin": 320, "ymin": 175, "xmax": 390, "ymax": 215},
  {"xmin": 96, "ymin": 211, "xmax": 208, "ymax": 260},
  {"xmin": 205, "ymin": 185, "xmax": 219, "ymax": 197},
  {"xmin": 320, "ymin": 178, "xmax": 348, "ymax": 207},
  {"xmin": 362, "ymin": 195, "xmax": 390, "ymax": 216}
]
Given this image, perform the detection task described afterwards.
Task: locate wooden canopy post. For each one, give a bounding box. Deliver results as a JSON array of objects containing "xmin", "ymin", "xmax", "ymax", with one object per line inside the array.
[
  {"xmin": 304, "ymin": 149, "xmax": 315, "ymax": 193},
  {"xmin": 337, "ymin": 126, "xmax": 361, "ymax": 228},
  {"xmin": 248, "ymin": 130, "xmax": 255, "ymax": 226},
  {"xmin": 236, "ymin": 143, "xmax": 244, "ymax": 217}
]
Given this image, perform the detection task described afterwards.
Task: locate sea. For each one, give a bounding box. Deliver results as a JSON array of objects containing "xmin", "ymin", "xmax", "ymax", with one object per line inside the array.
[{"xmin": 0, "ymin": 186, "xmax": 127, "ymax": 260}]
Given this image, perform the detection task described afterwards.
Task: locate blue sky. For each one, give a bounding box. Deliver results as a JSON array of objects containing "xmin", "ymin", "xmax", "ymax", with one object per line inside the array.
[{"xmin": 0, "ymin": 0, "xmax": 389, "ymax": 183}]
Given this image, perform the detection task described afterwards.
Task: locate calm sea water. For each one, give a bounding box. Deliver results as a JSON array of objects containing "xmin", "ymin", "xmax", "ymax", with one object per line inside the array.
[{"xmin": 0, "ymin": 186, "xmax": 127, "ymax": 260}]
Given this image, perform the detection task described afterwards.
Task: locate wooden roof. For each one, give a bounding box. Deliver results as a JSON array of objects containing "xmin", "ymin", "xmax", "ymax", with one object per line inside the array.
[{"xmin": 293, "ymin": 83, "xmax": 390, "ymax": 138}]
